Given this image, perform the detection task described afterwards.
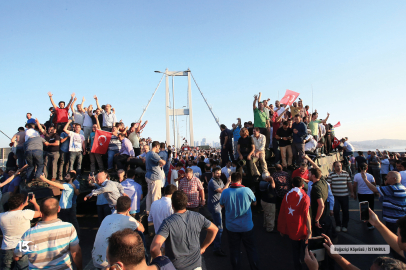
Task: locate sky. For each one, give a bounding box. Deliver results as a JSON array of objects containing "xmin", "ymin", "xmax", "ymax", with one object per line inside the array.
[{"xmin": 1, "ymin": 1, "xmax": 405, "ymax": 148}]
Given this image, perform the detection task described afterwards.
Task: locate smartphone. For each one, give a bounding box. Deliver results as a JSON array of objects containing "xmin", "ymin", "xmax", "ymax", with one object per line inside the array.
[
  {"xmin": 360, "ymin": 201, "xmax": 369, "ymax": 221},
  {"xmin": 308, "ymin": 236, "xmax": 325, "ymax": 262},
  {"xmin": 28, "ymin": 192, "xmax": 33, "ymax": 200}
]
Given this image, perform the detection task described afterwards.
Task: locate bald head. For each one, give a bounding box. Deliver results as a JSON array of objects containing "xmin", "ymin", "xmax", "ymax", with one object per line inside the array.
[
  {"xmin": 107, "ymin": 228, "xmax": 145, "ymax": 267},
  {"xmin": 41, "ymin": 197, "xmax": 59, "ymax": 217},
  {"xmin": 96, "ymin": 171, "xmax": 108, "ymax": 185},
  {"xmin": 387, "ymin": 171, "xmax": 401, "ymax": 185}
]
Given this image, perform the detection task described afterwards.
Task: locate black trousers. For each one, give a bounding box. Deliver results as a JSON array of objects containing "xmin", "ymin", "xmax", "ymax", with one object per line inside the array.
[
  {"xmin": 221, "ymin": 144, "xmax": 234, "ymax": 167},
  {"xmin": 237, "ymin": 156, "xmax": 253, "ymax": 188},
  {"xmin": 114, "ymin": 154, "xmax": 129, "ymax": 170}
]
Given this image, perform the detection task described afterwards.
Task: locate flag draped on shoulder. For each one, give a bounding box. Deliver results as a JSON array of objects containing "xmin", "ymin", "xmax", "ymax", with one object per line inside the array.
[
  {"xmin": 332, "ymin": 137, "xmax": 340, "ymax": 149},
  {"xmin": 277, "ymin": 187, "xmax": 310, "ymax": 241},
  {"xmin": 91, "ymin": 130, "xmax": 112, "ymax": 154}
]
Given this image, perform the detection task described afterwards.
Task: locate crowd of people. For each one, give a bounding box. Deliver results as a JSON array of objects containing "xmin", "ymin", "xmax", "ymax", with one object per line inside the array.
[{"xmin": 1, "ymin": 91, "xmax": 406, "ymax": 270}]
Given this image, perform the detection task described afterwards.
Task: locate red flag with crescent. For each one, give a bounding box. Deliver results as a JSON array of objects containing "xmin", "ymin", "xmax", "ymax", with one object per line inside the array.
[
  {"xmin": 277, "ymin": 187, "xmax": 310, "ymax": 241},
  {"xmin": 279, "ymin": 89, "xmax": 300, "ymax": 106},
  {"xmin": 333, "ymin": 121, "xmax": 341, "ymax": 128},
  {"xmin": 91, "ymin": 130, "xmax": 112, "ymax": 154}
]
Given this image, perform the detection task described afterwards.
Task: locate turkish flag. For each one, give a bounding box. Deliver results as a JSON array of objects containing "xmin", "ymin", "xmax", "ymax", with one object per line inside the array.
[
  {"xmin": 279, "ymin": 89, "xmax": 300, "ymax": 106},
  {"xmin": 91, "ymin": 130, "xmax": 112, "ymax": 154},
  {"xmin": 332, "ymin": 137, "xmax": 340, "ymax": 149},
  {"xmin": 333, "ymin": 121, "xmax": 341, "ymax": 128},
  {"xmin": 277, "ymin": 187, "xmax": 310, "ymax": 241}
]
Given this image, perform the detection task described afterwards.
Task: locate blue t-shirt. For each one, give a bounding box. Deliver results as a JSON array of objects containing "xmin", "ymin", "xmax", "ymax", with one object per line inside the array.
[
  {"xmin": 60, "ymin": 132, "xmax": 70, "ymax": 153},
  {"xmin": 233, "ymin": 127, "xmax": 241, "ymax": 143},
  {"xmin": 4, "ymin": 176, "xmax": 22, "ymax": 193},
  {"xmin": 220, "ymin": 186, "xmax": 256, "ymax": 232},
  {"xmin": 292, "ymin": 122, "xmax": 307, "ymax": 143},
  {"xmin": 145, "ymin": 151, "xmax": 162, "ymax": 180},
  {"xmin": 208, "ymin": 178, "xmax": 224, "ymax": 212},
  {"xmin": 158, "ymin": 150, "xmax": 169, "ymax": 173},
  {"xmin": 60, "ymin": 183, "xmax": 74, "ymax": 209},
  {"xmin": 72, "ymin": 180, "xmax": 80, "ymax": 204},
  {"xmin": 120, "ymin": 179, "xmax": 143, "ymax": 214},
  {"xmin": 27, "ymin": 119, "xmax": 36, "ymax": 124}
]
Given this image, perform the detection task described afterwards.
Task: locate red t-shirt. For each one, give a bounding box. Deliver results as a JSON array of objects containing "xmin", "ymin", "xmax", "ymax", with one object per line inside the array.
[
  {"xmin": 54, "ymin": 107, "xmax": 70, "ymax": 123},
  {"xmin": 291, "ymin": 168, "xmax": 309, "ymax": 180}
]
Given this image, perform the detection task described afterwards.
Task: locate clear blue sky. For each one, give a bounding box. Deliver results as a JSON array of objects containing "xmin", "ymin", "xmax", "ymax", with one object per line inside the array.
[{"xmin": 1, "ymin": 1, "xmax": 405, "ymax": 148}]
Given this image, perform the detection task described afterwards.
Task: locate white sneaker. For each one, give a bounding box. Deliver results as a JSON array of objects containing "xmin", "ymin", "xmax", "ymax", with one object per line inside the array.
[
  {"xmin": 342, "ymin": 227, "xmax": 348, "ymax": 232},
  {"xmin": 336, "ymin": 226, "xmax": 341, "ymax": 232}
]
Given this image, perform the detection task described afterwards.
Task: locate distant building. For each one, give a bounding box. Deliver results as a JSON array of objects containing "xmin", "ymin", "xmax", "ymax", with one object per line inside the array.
[{"xmin": 201, "ymin": 138, "xmax": 207, "ymax": 146}]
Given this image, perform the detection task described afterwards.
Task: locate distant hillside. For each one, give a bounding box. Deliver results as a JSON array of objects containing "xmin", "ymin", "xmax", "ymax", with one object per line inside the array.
[{"xmin": 351, "ymin": 139, "xmax": 406, "ymax": 150}]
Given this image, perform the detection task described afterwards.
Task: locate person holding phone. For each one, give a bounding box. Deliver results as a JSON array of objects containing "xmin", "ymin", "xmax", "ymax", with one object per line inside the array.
[
  {"xmin": 353, "ymin": 163, "xmax": 376, "ymax": 229},
  {"xmin": 0, "ymin": 192, "xmax": 41, "ymax": 270}
]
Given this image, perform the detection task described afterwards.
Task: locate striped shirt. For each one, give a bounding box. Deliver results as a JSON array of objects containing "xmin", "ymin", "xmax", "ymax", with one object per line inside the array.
[
  {"xmin": 377, "ymin": 184, "xmax": 406, "ymax": 224},
  {"xmin": 327, "ymin": 171, "xmax": 351, "ymax": 196},
  {"xmin": 14, "ymin": 219, "xmax": 79, "ymax": 270}
]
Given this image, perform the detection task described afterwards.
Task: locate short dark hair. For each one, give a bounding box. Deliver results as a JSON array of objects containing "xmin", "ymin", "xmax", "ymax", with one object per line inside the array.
[
  {"xmin": 172, "ymin": 190, "xmax": 188, "ymax": 211},
  {"xmin": 254, "ymin": 127, "xmax": 260, "ymax": 132},
  {"xmin": 373, "ymin": 256, "xmax": 406, "ymax": 269},
  {"xmin": 41, "ymin": 197, "xmax": 59, "ymax": 217},
  {"xmin": 282, "ymin": 121, "xmax": 288, "ymax": 126},
  {"xmin": 126, "ymin": 169, "xmax": 136, "ymax": 179},
  {"xmin": 294, "ymin": 114, "xmax": 300, "ymax": 118},
  {"xmin": 220, "ymin": 124, "xmax": 226, "ymax": 129},
  {"xmin": 310, "ymin": 168, "xmax": 322, "ymax": 179},
  {"xmin": 205, "ymin": 164, "xmax": 211, "ymax": 171},
  {"xmin": 360, "ymin": 163, "xmax": 368, "ymax": 171},
  {"xmin": 231, "ymin": 172, "xmax": 242, "ymax": 182},
  {"xmin": 311, "ymin": 112, "xmax": 317, "ymax": 117},
  {"xmin": 8, "ymin": 193, "xmax": 26, "ymax": 210},
  {"xmin": 107, "ymin": 228, "xmax": 145, "ymax": 267},
  {"xmin": 151, "ymin": 141, "xmax": 160, "ymax": 148},
  {"xmin": 67, "ymin": 171, "xmax": 76, "ymax": 180},
  {"xmin": 402, "ymin": 162, "xmax": 406, "ymax": 169},
  {"xmin": 118, "ymin": 133, "xmax": 126, "ymax": 137},
  {"xmin": 212, "ymin": 167, "xmax": 221, "ymax": 174},
  {"xmin": 160, "ymin": 142, "xmax": 165, "ymax": 149},
  {"xmin": 164, "ymin": 184, "xmax": 177, "ymax": 195},
  {"xmin": 58, "ymin": 101, "xmax": 65, "ymax": 106},
  {"xmin": 292, "ymin": 177, "xmax": 304, "ymax": 188},
  {"xmin": 116, "ymin": 196, "xmax": 132, "ymax": 212},
  {"xmin": 175, "ymin": 163, "xmax": 183, "ymax": 168},
  {"xmin": 18, "ymin": 127, "xmax": 24, "ymax": 131},
  {"xmin": 185, "ymin": 168, "xmax": 193, "ymax": 174},
  {"xmin": 27, "ymin": 112, "xmax": 32, "ymax": 116}
]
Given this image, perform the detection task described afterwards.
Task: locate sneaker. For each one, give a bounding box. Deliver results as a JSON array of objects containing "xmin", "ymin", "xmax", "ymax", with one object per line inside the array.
[
  {"xmin": 368, "ymin": 226, "xmax": 375, "ymax": 230},
  {"xmin": 213, "ymin": 250, "xmax": 227, "ymax": 257},
  {"xmin": 336, "ymin": 226, "xmax": 341, "ymax": 232},
  {"xmin": 342, "ymin": 227, "xmax": 348, "ymax": 232}
]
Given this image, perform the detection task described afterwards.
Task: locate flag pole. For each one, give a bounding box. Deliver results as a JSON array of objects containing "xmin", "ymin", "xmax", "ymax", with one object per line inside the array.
[{"xmin": 0, "ymin": 130, "xmax": 11, "ymax": 140}]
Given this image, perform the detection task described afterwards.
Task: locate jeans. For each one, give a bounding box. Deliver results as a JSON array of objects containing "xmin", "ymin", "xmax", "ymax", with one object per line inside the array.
[
  {"xmin": 107, "ymin": 149, "xmax": 119, "ymax": 170},
  {"xmin": 0, "ymin": 249, "xmax": 28, "ymax": 270},
  {"xmin": 333, "ymin": 196, "xmax": 349, "ymax": 228},
  {"xmin": 59, "ymin": 207, "xmax": 80, "ymax": 238},
  {"xmin": 261, "ymin": 200, "xmax": 276, "ymax": 231},
  {"xmin": 290, "ymin": 238, "xmax": 305, "ymax": 270},
  {"xmin": 56, "ymin": 122, "xmax": 67, "ymax": 135},
  {"xmin": 83, "ymin": 126, "xmax": 92, "ymax": 144},
  {"xmin": 291, "ymin": 143, "xmax": 305, "ymax": 165},
  {"xmin": 208, "ymin": 207, "xmax": 223, "ymax": 251},
  {"xmin": 16, "ymin": 146, "xmax": 25, "ymax": 169},
  {"xmin": 272, "ymin": 138, "xmax": 280, "ymax": 164},
  {"xmin": 227, "ymin": 229, "xmax": 259, "ymax": 270},
  {"xmin": 25, "ymin": 149, "xmax": 44, "ymax": 181},
  {"xmin": 221, "ymin": 144, "xmax": 234, "ymax": 167},
  {"xmin": 69, "ymin": 151, "xmax": 83, "ymax": 177},
  {"xmin": 97, "ymin": 204, "xmax": 112, "ymax": 224},
  {"xmin": 90, "ymin": 153, "xmax": 104, "ymax": 173},
  {"xmin": 45, "ymin": 151, "xmax": 60, "ymax": 179},
  {"xmin": 58, "ymin": 151, "xmax": 70, "ymax": 179}
]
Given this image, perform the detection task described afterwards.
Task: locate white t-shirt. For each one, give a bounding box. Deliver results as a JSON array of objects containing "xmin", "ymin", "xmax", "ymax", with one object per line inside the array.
[
  {"xmin": 319, "ymin": 124, "xmax": 326, "ymax": 137},
  {"xmin": 400, "ymin": 171, "xmax": 406, "ymax": 187},
  {"xmin": 92, "ymin": 214, "xmax": 140, "ymax": 268},
  {"xmin": 24, "ymin": 129, "xmax": 40, "ymax": 141},
  {"xmin": 170, "ymin": 169, "xmax": 179, "ymax": 188},
  {"xmin": 354, "ymin": 173, "xmax": 375, "ymax": 194},
  {"xmin": 221, "ymin": 166, "xmax": 231, "ymax": 179},
  {"xmin": 83, "ymin": 113, "xmax": 93, "ymax": 127},
  {"xmin": 0, "ymin": 210, "xmax": 35, "ymax": 249},
  {"xmin": 68, "ymin": 131, "xmax": 85, "ymax": 152},
  {"xmin": 148, "ymin": 197, "xmax": 174, "ymax": 234},
  {"xmin": 344, "ymin": 141, "xmax": 354, "ymax": 152},
  {"xmin": 304, "ymin": 135, "xmax": 317, "ymax": 152},
  {"xmin": 128, "ymin": 132, "xmax": 140, "ymax": 148}
]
